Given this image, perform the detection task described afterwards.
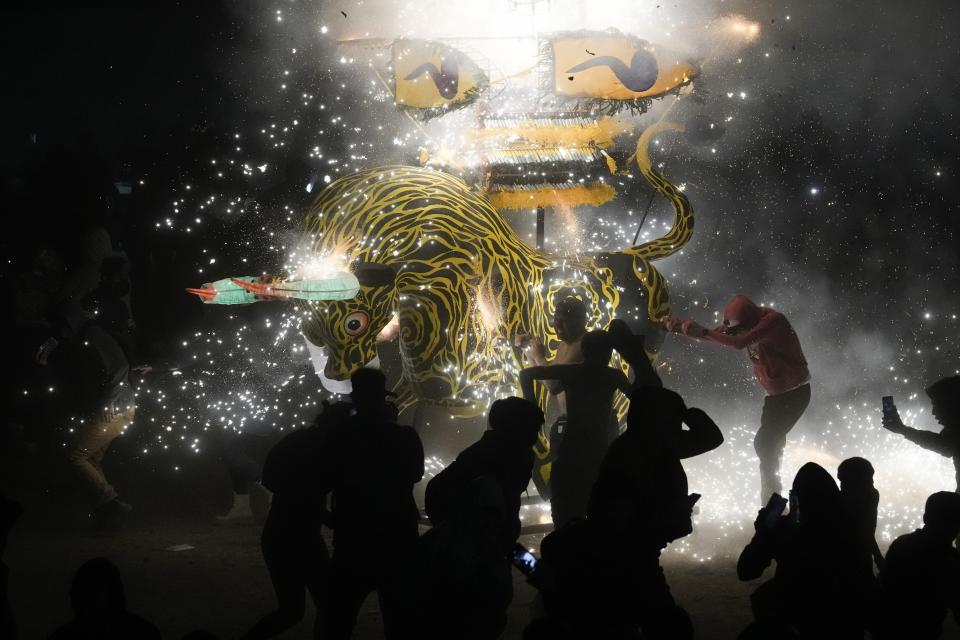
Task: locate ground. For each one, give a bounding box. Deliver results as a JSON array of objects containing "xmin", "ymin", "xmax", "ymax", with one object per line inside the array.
[
  {"xmin": 5, "ymin": 429, "xmax": 959, "ymax": 638},
  {"xmin": 8, "ymin": 521, "xmax": 758, "ymax": 639}
]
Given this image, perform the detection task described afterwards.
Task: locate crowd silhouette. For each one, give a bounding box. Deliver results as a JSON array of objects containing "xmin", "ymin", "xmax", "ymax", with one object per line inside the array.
[{"xmin": 4, "ymin": 225, "xmax": 960, "ymax": 638}]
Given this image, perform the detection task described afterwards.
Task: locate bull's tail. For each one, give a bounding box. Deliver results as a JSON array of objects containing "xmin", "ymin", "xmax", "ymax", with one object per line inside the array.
[{"xmin": 623, "ymin": 121, "xmax": 694, "ymax": 261}]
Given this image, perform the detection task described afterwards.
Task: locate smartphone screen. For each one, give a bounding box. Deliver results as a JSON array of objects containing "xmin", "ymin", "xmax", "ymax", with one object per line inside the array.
[
  {"xmin": 882, "ymin": 396, "xmax": 895, "ymax": 416},
  {"xmin": 511, "ymin": 544, "xmax": 538, "ymax": 576},
  {"xmin": 764, "ymin": 493, "xmax": 787, "ymax": 528}
]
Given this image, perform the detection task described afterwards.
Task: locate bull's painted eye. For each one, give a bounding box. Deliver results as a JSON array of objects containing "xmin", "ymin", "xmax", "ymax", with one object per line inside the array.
[{"xmin": 343, "ymin": 311, "xmax": 369, "ymax": 336}]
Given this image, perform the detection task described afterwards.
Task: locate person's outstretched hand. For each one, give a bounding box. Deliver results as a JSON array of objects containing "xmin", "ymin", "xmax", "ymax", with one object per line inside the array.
[
  {"xmin": 520, "ymin": 334, "xmax": 547, "ymax": 364},
  {"xmin": 661, "ymin": 317, "xmax": 707, "ymax": 337},
  {"xmin": 882, "ymin": 409, "xmax": 907, "ymax": 434},
  {"xmin": 681, "ymin": 320, "xmax": 707, "ymax": 337},
  {"xmin": 661, "ymin": 316, "xmax": 680, "ymax": 332}
]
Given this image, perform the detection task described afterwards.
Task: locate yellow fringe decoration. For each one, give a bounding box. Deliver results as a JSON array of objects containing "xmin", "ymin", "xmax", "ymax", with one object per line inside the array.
[
  {"xmin": 488, "ymin": 183, "xmax": 616, "ymax": 211},
  {"xmin": 470, "ymin": 116, "xmax": 633, "ymax": 149}
]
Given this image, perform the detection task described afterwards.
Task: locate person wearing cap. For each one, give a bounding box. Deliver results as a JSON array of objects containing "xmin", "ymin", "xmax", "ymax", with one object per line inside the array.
[
  {"xmin": 882, "ymin": 376, "xmax": 960, "ymax": 491},
  {"xmin": 425, "ymin": 396, "xmax": 545, "ymax": 553},
  {"xmin": 322, "ymin": 367, "xmax": 424, "ymax": 640},
  {"xmin": 663, "ymin": 294, "xmax": 811, "ymax": 505}
]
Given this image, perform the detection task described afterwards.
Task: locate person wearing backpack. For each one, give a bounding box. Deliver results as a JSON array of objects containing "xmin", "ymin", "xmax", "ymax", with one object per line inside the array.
[
  {"xmin": 525, "ymin": 387, "xmax": 720, "ymax": 640},
  {"xmin": 241, "ymin": 400, "xmax": 351, "ymax": 639},
  {"xmin": 418, "ymin": 397, "xmax": 544, "ymax": 640}
]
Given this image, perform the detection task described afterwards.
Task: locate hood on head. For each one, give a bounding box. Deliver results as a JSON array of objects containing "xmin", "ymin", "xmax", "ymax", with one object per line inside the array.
[
  {"xmin": 927, "ymin": 376, "xmax": 960, "ymax": 406},
  {"xmin": 792, "ymin": 462, "xmax": 840, "ymax": 525},
  {"xmin": 723, "ymin": 294, "xmax": 762, "ymax": 330}
]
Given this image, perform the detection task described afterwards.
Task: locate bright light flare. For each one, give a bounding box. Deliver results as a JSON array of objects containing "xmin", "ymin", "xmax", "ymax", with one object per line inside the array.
[
  {"xmin": 711, "ymin": 15, "xmax": 761, "ymax": 44},
  {"xmin": 291, "ymin": 253, "xmax": 349, "ymax": 280}
]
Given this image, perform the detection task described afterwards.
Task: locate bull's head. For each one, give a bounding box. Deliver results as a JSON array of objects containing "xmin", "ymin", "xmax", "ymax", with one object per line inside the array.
[{"xmin": 301, "ymin": 263, "xmax": 398, "ymax": 381}]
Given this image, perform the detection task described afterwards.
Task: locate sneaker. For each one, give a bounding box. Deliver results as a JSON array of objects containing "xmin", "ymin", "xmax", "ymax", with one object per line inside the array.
[
  {"xmin": 249, "ymin": 482, "xmax": 273, "ymax": 524},
  {"xmin": 216, "ymin": 493, "xmax": 253, "ymax": 524}
]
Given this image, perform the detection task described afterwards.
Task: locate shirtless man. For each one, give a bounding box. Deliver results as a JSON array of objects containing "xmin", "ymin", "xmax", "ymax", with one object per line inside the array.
[
  {"xmin": 518, "ymin": 297, "xmax": 588, "ymax": 441},
  {"xmin": 520, "ymin": 330, "xmax": 632, "ymax": 527}
]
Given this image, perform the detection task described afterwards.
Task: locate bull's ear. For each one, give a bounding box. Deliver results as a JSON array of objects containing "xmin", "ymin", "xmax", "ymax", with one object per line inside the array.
[{"xmin": 353, "ymin": 263, "xmax": 397, "ymax": 288}]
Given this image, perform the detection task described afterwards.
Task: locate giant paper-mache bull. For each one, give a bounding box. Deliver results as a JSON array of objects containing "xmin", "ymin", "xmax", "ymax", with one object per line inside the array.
[
  {"xmin": 186, "ymin": 121, "xmax": 693, "ymax": 492},
  {"xmin": 299, "ymin": 121, "xmax": 692, "ymax": 431}
]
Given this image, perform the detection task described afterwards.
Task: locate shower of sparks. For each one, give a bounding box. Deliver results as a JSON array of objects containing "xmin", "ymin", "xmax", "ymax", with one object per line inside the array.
[{"xmin": 23, "ymin": 1, "xmax": 951, "ymax": 559}]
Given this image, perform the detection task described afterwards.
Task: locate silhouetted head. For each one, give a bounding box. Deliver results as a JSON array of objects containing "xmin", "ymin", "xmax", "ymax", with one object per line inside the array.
[
  {"xmin": 580, "ymin": 330, "xmax": 613, "ymax": 366},
  {"xmin": 626, "ymin": 386, "xmax": 686, "ymax": 436},
  {"xmin": 922, "ymin": 491, "xmax": 960, "ymax": 545},
  {"xmin": 607, "ymin": 318, "xmax": 642, "ymax": 352},
  {"xmin": 488, "ymin": 396, "xmax": 544, "ymax": 447},
  {"xmin": 70, "ymin": 557, "xmax": 126, "ymax": 619},
  {"xmin": 722, "ymin": 294, "xmax": 762, "ymax": 335},
  {"xmin": 837, "ymin": 457, "xmax": 875, "ymax": 489},
  {"xmin": 927, "ymin": 376, "xmax": 960, "ymax": 430},
  {"xmin": 553, "ymin": 296, "xmax": 588, "ymax": 343},
  {"xmin": 348, "ymin": 367, "xmax": 394, "ymax": 415},
  {"xmin": 791, "ymin": 463, "xmax": 841, "ymax": 527}
]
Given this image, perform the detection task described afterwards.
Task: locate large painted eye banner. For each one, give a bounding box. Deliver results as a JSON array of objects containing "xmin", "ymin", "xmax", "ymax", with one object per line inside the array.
[
  {"xmin": 391, "ymin": 39, "xmax": 489, "ymax": 119},
  {"xmin": 541, "ymin": 29, "xmax": 698, "ymax": 114}
]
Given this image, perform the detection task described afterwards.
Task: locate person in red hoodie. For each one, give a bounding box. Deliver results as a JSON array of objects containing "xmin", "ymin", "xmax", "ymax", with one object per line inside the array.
[{"xmin": 664, "ymin": 295, "xmax": 811, "ymax": 504}]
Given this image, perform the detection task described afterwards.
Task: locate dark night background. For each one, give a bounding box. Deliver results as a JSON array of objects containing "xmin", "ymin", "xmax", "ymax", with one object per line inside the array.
[
  {"xmin": 1, "ymin": 0, "xmax": 958, "ymax": 637},
  {"xmin": 3, "ymin": 0, "xmax": 956, "ymax": 390}
]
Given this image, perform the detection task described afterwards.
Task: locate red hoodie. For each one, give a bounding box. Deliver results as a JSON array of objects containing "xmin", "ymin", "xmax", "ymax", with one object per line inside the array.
[{"xmin": 692, "ymin": 295, "xmax": 810, "ymax": 396}]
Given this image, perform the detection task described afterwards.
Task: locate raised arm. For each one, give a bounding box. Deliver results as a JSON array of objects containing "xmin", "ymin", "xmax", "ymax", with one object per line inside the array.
[
  {"xmin": 897, "ymin": 427, "xmax": 957, "ymax": 457},
  {"xmin": 676, "ymin": 408, "xmax": 724, "ymax": 458},
  {"xmin": 519, "ymin": 365, "xmax": 575, "ymax": 402},
  {"xmin": 630, "ymin": 357, "xmax": 662, "ymax": 390},
  {"xmin": 883, "ymin": 410, "xmax": 959, "ymax": 458},
  {"xmin": 608, "ymin": 319, "xmax": 662, "ymax": 390}
]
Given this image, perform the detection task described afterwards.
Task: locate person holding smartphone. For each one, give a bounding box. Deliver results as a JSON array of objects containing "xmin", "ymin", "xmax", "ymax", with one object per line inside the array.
[
  {"xmin": 663, "ymin": 294, "xmax": 811, "ymax": 505},
  {"xmin": 882, "ymin": 376, "xmax": 960, "ymax": 491},
  {"xmin": 737, "ymin": 463, "xmax": 867, "ymax": 638}
]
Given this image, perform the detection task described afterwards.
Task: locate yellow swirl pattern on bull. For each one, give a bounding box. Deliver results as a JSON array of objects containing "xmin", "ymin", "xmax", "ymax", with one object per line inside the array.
[{"xmin": 298, "ymin": 122, "xmax": 692, "ymax": 488}]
